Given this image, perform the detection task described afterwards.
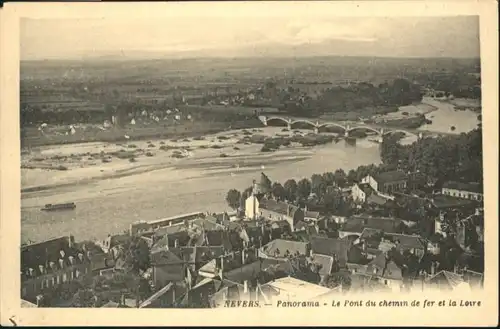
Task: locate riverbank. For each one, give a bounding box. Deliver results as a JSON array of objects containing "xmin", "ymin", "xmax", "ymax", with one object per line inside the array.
[
  {"xmin": 21, "ymin": 127, "xmax": 319, "ymax": 193},
  {"xmin": 21, "ymin": 116, "xmax": 264, "ymax": 149}
]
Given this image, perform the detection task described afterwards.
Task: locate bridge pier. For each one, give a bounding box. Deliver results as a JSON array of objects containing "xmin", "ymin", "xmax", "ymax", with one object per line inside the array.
[
  {"xmin": 287, "ymin": 121, "xmax": 292, "ymax": 130},
  {"xmin": 314, "ymin": 127, "xmax": 319, "ymax": 134},
  {"xmin": 377, "ymin": 136, "xmax": 384, "ymax": 143}
]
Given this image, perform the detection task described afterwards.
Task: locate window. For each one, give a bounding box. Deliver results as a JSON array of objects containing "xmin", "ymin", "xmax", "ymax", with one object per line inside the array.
[
  {"xmin": 52, "ymin": 277, "xmax": 56, "ymax": 286},
  {"xmin": 56, "ymin": 275, "xmax": 60, "ymax": 284},
  {"xmin": 70, "ymin": 270, "xmax": 74, "ymax": 280},
  {"xmin": 40, "ymin": 280, "xmax": 44, "ymax": 289},
  {"xmin": 22, "ymin": 287, "xmax": 27, "ymax": 296}
]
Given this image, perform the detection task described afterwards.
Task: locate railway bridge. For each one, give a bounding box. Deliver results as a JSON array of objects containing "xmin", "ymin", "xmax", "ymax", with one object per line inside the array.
[{"xmin": 258, "ymin": 115, "xmax": 425, "ymax": 142}]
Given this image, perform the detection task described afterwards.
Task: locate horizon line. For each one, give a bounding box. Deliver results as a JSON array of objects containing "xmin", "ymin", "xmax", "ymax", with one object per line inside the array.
[{"xmin": 20, "ymin": 54, "xmax": 481, "ymax": 62}]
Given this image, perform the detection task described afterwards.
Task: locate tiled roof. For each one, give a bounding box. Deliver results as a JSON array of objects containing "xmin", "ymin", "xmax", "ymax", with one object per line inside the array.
[
  {"xmin": 346, "ymin": 263, "xmax": 368, "ymax": 274},
  {"xmin": 150, "ymin": 232, "xmax": 191, "ymax": 251},
  {"xmin": 367, "ymin": 193, "xmax": 388, "ymax": 206},
  {"xmin": 366, "ymin": 252, "xmax": 404, "ymax": 281},
  {"xmin": 342, "ymin": 215, "xmax": 402, "ymax": 234},
  {"xmin": 442, "ymin": 181, "xmax": 483, "ymax": 194},
  {"xmin": 21, "ymin": 236, "xmax": 90, "ymax": 278},
  {"xmin": 192, "ymin": 217, "xmax": 225, "ymax": 231},
  {"xmin": 384, "ymin": 233, "xmax": 427, "ymax": 251},
  {"xmin": 153, "ymin": 225, "xmax": 189, "ymax": 238},
  {"xmin": 151, "ymin": 250, "xmax": 184, "ymax": 266},
  {"xmin": 426, "ymin": 270, "xmax": 465, "ymax": 289},
  {"xmin": 198, "ymin": 251, "xmax": 246, "ymax": 275},
  {"xmin": 310, "ymin": 254, "xmax": 334, "ymax": 276},
  {"xmin": 360, "ymin": 228, "xmax": 384, "ymax": 240},
  {"xmin": 192, "ymin": 246, "xmax": 225, "ymax": 265},
  {"xmin": 304, "ymin": 210, "xmax": 321, "ymax": 219},
  {"xmin": 139, "ymin": 282, "xmax": 174, "ymax": 308},
  {"xmin": 357, "ymin": 183, "xmax": 375, "ymax": 196},
  {"xmin": 261, "ymin": 239, "xmax": 309, "ymax": 258},
  {"xmin": 431, "ymin": 195, "xmax": 476, "ymax": 209},
  {"xmin": 260, "ymin": 199, "xmax": 301, "ymax": 218},
  {"xmin": 225, "ymin": 259, "xmax": 284, "ymax": 283},
  {"xmin": 373, "ymin": 170, "xmax": 408, "ymax": 183},
  {"xmin": 90, "ymin": 252, "xmax": 115, "ymax": 271},
  {"xmin": 310, "ymin": 237, "xmax": 350, "ymax": 266},
  {"xmin": 263, "ymin": 277, "xmax": 332, "ymax": 301},
  {"xmin": 270, "ymin": 220, "xmax": 291, "ymax": 230}
]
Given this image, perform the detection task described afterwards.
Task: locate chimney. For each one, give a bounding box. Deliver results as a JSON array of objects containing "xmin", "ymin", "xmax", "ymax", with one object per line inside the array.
[
  {"xmin": 243, "ymin": 280, "xmax": 249, "ymax": 294},
  {"xmin": 362, "ymin": 242, "xmax": 367, "ymax": 253},
  {"xmin": 174, "ymin": 239, "xmax": 179, "ymax": 248},
  {"xmin": 324, "ymin": 218, "xmax": 328, "ymax": 230},
  {"xmin": 59, "ymin": 250, "xmax": 66, "ymax": 259},
  {"xmin": 304, "ymin": 205, "xmax": 308, "ymax": 213},
  {"xmin": 242, "ymin": 248, "xmax": 247, "ymax": 265},
  {"xmin": 38, "ymin": 265, "xmax": 45, "ymax": 275},
  {"xmin": 68, "ymin": 256, "xmax": 75, "ymax": 265},
  {"xmin": 58, "ymin": 259, "xmax": 64, "ymax": 269},
  {"xmin": 309, "ymin": 249, "xmax": 314, "ymax": 258},
  {"xmin": 78, "ymin": 253, "xmax": 84, "ymax": 262},
  {"xmin": 36, "ymin": 295, "xmax": 44, "ymax": 307},
  {"xmin": 68, "ymin": 235, "xmax": 74, "ymax": 248},
  {"xmin": 86, "ymin": 251, "xmax": 91, "ymax": 260}
]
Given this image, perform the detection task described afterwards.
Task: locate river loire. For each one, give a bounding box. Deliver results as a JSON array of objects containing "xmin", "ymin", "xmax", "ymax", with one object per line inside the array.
[{"xmin": 20, "ymin": 98, "xmax": 480, "ymax": 243}]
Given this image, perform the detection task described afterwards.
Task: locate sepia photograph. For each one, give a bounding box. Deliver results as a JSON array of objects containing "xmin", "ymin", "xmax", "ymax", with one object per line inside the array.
[{"xmin": 1, "ymin": 1, "xmax": 498, "ymax": 326}]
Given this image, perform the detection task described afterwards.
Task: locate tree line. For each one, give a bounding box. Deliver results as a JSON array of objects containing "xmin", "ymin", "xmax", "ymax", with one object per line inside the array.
[{"xmin": 380, "ymin": 127, "xmax": 483, "ymax": 184}]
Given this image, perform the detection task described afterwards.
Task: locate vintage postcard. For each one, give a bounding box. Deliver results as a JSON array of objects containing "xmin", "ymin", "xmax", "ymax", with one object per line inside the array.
[{"xmin": 0, "ymin": 0, "xmax": 498, "ymax": 326}]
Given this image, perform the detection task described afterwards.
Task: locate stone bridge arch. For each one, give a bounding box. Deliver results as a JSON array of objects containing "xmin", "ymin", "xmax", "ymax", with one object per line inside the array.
[
  {"xmin": 382, "ymin": 129, "xmax": 418, "ymax": 138},
  {"xmin": 318, "ymin": 123, "xmax": 348, "ymax": 132},
  {"xmin": 264, "ymin": 116, "xmax": 291, "ymax": 127},
  {"xmin": 290, "ymin": 120, "xmax": 317, "ymax": 130},
  {"xmin": 347, "ymin": 126, "xmax": 382, "ymax": 137}
]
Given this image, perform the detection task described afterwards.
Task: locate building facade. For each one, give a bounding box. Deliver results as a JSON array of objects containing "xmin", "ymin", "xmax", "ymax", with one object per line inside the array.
[
  {"xmin": 21, "ymin": 236, "xmax": 93, "ymax": 304},
  {"xmin": 442, "ymin": 181, "xmax": 483, "ymax": 201}
]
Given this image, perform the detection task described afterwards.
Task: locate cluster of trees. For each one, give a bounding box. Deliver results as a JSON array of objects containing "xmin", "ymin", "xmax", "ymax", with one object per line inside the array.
[
  {"xmin": 416, "ymin": 72, "xmax": 481, "ymax": 99},
  {"xmin": 20, "ymin": 106, "xmax": 108, "ymax": 126},
  {"xmin": 226, "ymin": 170, "xmax": 359, "ymax": 216},
  {"xmin": 276, "ymin": 78, "xmax": 423, "ymax": 115},
  {"xmin": 380, "ymin": 127, "xmax": 483, "ymax": 184}
]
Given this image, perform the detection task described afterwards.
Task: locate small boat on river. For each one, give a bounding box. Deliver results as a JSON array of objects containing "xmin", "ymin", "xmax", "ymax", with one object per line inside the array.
[{"xmin": 41, "ymin": 202, "xmax": 76, "ymax": 212}]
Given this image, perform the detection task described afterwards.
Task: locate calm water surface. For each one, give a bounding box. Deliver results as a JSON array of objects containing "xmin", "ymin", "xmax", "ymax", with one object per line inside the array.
[{"xmin": 21, "ymin": 99, "xmax": 480, "ymax": 243}]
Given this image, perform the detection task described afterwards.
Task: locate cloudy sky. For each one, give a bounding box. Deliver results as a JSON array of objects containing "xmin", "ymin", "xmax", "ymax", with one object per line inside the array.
[{"xmin": 21, "ymin": 16, "xmax": 480, "ymax": 60}]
